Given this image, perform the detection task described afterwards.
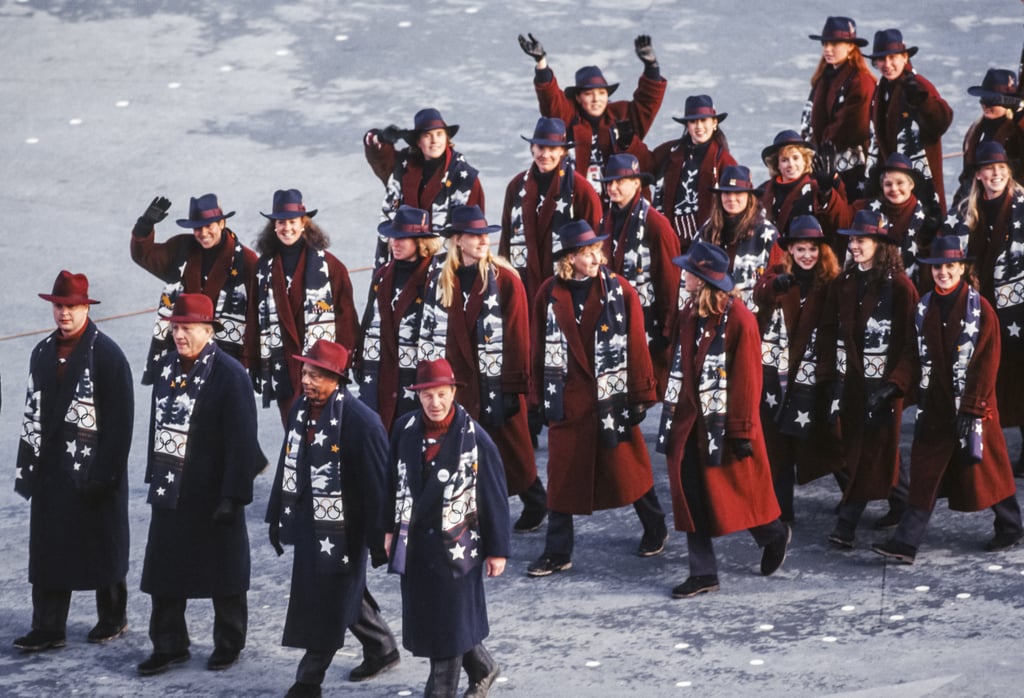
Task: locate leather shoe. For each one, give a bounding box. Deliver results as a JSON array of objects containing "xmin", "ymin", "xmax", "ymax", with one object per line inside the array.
[
  {"xmin": 637, "ymin": 526, "xmax": 668, "ymax": 557},
  {"xmin": 349, "ymin": 648, "xmax": 400, "ymax": 681},
  {"xmin": 671, "ymin": 575, "xmax": 720, "ymax": 599},
  {"xmin": 827, "ymin": 520, "xmax": 855, "ymax": 549},
  {"xmin": 526, "ymin": 553, "xmax": 572, "ymax": 577},
  {"xmin": 285, "ymin": 682, "xmax": 323, "ymax": 698},
  {"xmin": 87, "ymin": 620, "xmax": 127, "ymax": 643},
  {"xmin": 13, "ymin": 629, "xmax": 66, "ymax": 652},
  {"xmin": 464, "ymin": 664, "xmax": 501, "ymax": 697},
  {"xmin": 760, "ymin": 524, "xmax": 791, "ymax": 576},
  {"xmin": 513, "ymin": 506, "xmax": 546, "ymax": 533},
  {"xmin": 984, "ymin": 530, "xmax": 1024, "ymax": 552},
  {"xmin": 138, "ymin": 649, "xmax": 190, "ymax": 676},
  {"xmin": 207, "ymin": 647, "xmax": 240, "ymax": 670},
  {"xmin": 872, "ymin": 539, "xmax": 916, "ymax": 564},
  {"xmin": 873, "ymin": 508, "xmax": 903, "ymax": 530}
]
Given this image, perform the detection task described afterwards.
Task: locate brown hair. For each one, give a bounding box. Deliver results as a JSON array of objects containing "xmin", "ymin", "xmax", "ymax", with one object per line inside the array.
[
  {"xmin": 255, "ymin": 215, "xmax": 330, "ymax": 255},
  {"xmin": 843, "ymin": 236, "xmax": 905, "ymax": 280},
  {"xmin": 706, "ymin": 192, "xmax": 760, "ymax": 244},
  {"xmin": 765, "ymin": 144, "xmax": 814, "ymax": 179},
  {"xmin": 809, "ymin": 46, "xmax": 871, "ymax": 86}
]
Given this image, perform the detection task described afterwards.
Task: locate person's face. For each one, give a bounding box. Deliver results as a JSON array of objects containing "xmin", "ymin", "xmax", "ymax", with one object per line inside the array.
[
  {"xmin": 607, "ymin": 176, "xmax": 642, "ymax": 206},
  {"xmin": 980, "ymin": 101, "xmax": 1011, "ymax": 120},
  {"xmin": 275, "ymin": 217, "xmax": 305, "ymax": 247},
  {"xmin": 788, "ymin": 241, "xmax": 821, "ymax": 271},
  {"xmin": 418, "ymin": 384, "xmax": 456, "ymax": 422},
  {"xmin": 721, "ymin": 191, "xmax": 749, "ymax": 215},
  {"xmin": 881, "ymin": 171, "xmax": 915, "ymax": 205},
  {"xmin": 686, "ymin": 117, "xmax": 716, "ymax": 145},
  {"xmin": 575, "ymin": 87, "xmax": 608, "ymax": 118},
  {"xmin": 389, "ymin": 237, "xmax": 419, "ymax": 262},
  {"xmin": 777, "ymin": 146, "xmax": 807, "ymax": 181},
  {"xmin": 976, "ymin": 162, "xmax": 1011, "ymax": 199},
  {"xmin": 193, "ymin": 219, "xmax": 226, "ymax": 250},
  {"xmin": 821, "ymin": 40, "xmax": 853, "ymax": 66},
  {"xmin": 873, "ymin": 52, "xmax": 909, "ymax": 81},
  {"xmin": 417, "ymin": 128, "xmax": 448, "ymax": 160},
  {"xmin": 532, "ymin": 144, "xmax": 566, "ymax": 173},
  {"xmin": 930, "ymin": 261, "xmax": 965, "ymax": 291},
  {"xmin": 171, "ymin": 322, "xmax": 214, "ymax": 360},
  {"xmin": 848, "ymin": 235, "xmax": 878, "ymax": 268},
  {"xmin": 568, "ymin": 243, "xmax": 602, "ymax": 279},
  {"xmin": 300, "ymin": 363, "xmax": 340, "ymax": 407},
  {"xmin": 52, "ymin": 303, "xmax": 89, "ymax": 337},
  {"xmin": 683, "ymin": 269, "xmax": 704, "ymax": 294},
  {"xmin": 457, "ymin": 233, "xmax": 489, "ymax": 265}
]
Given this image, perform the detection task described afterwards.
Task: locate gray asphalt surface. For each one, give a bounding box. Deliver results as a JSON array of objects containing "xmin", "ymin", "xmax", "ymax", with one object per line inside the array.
[{"xmin": 1, "ymin": 1, "xmax": 1022, "ymax": 696}]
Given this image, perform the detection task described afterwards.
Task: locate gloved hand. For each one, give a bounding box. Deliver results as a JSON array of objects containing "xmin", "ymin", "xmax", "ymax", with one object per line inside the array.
[
  {"xmin": 518, "ymin": 33, "xmax": 546, "ymax": 62},
  {"xmin": 80, "ymin": 480, "xmax": 113, "ymax": 505},
  {"xmin": 772, "ymin": 273, "xmax": 793, "ymax": 293},
  {"xmin": 370, "ymin": 546, "xmax": 388, "ymax": 568},
  {"xmin": 502, "ymin": 393, "xmax": 521, "ymax": 419},
  {"xmin": 648, "ymin": 334, "xmax": 670, "ymax": 354},
  {"xmin": 268, "ymin": 521, "xmax": 284, "ymax": 556},
  {"xmin": 614, "ymin": 119, "xmax": 635, "ymax": 150},
  {"xmin": 634, "ymin": 34, "xmax": 658, "ymax": 67},
  {"xmin": 379, "ymin": 124, "xmax": 403, "ymax": 145},
  {"xmin": 133, "ymin": 195, "xmax": 171, "ymax": 237},
  {"xmin": 628, "ymin": 405, "xmax": 647, "ymax": 426},
  {"xmin": 903, "ymin": 76, "xmax": 926, "ymax": 106},
  {"xmin": 812, "ymin": 141, "xmax": 837, "ymax": 195},
  {"xmin": 730, "ymin": 438, "xmax": 754, "ymax": 459},
  {"xmin": 212, "ymin": 498, "xmax": 238, "ymax": 523},
  {"xmin": 955, "ymin": 412, "xmax": 975, "ymax": 440},
  {"xmin": 866, "ymin": 382, "xmax": 900, "ymax": 413}
]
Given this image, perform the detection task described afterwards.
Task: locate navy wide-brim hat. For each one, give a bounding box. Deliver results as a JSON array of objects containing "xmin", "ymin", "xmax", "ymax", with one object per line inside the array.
[
  {"xmin": 808, "ymin": 16, "xmax": 868, "ymax": 47},
  {"xmin": 598, "ymin": 153, "xmax": 654, "ymax": 185},
  {"xmin": 553, "ymin": 220, "xmax": 608, "ymax": 259},
  {"xmin": 761, "ymin": 129, "xmax": 816, "ymax": 165},
  {"xmin": 443, "ymin": 204, "xmax": 500, "ymax": 237},
  {"xmin": 564, "ymin": 65, "xmax": 619, "ymax": 99},
  {"xmin": 522, "ymin": 116, "xmax": 574, "ymax": 148},
  {"xmin": 672, "ymin": 240, "xmax": 735, "ymax": 292},
  {"xmin": 400, "ymin": 107, "xmax": 459, "ymax": 146},
  {"xmin": 777, "ymin": 214, "xmax": 826, "ymax": 248},
  {"xmin": 865, "ymin": 28, "xmax": 918, "ymax": 60},
  {"xmin": 838, "ymin": 209, "xmax": 896, "ymax": 244},
  {"xmin": 710, "ymin": 164, "xmax": 764, "ymax": 196},
  {"xmin": 966, "ymin": 68, "xmax": 1020, "ymax": 106},
  {"xmin": 878, "ymin": 152, "xmax": 923, "ymax": 188},
  {"xmin": 917, "ymin": 234, "xmax": 974, "ymax": 265},
  {"xmin": 377, "ymin": 205, "xmax": 436, "ymax": 238},
  {"xmin": 261, "ymin": 188, "xmax": 318, "ymax": 220},
  {"xmin": 175, "ymin": 193, "xmax": 235, "ymax": 228},
  {"xmin": 672, "ymin": 94, "xmax": 728, "ymax": 124}
]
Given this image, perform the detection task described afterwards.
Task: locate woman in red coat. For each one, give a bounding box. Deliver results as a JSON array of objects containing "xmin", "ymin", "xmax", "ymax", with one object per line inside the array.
[
  {"xmin": 800, "ymin": 17, "xmax": 876, "ymax": 196},
  {"xmin": 248, "ymin": 189, "xmax": 360, "ymax": 424},
  {"xmin": 818, "ymin": 210, "xmax": 918, "ymax": 548},
  {"xmin": 760, "ymin": 131, "xmax": 837, "ymax": 249},
  {"xmin": 660, "ymin": 241, "xmax": 789, "ymax": 598},
  {"xmin": 648, "ymin": 95, "xmax": 736, "ymax": 248},
  {"xmin": 872, "ymin": 236, "xmax": 1022, "ymax": 564},
  {"xmin": 527, "ymin": 221, "xmax": 667, "ymax": 577},
  {"xmin": 418, "ymin": 205, "xmax": 547, "ymax": 533},
  {"xmin": 753, "ymin": 216, "xmax": 842, "ymax": 523}
]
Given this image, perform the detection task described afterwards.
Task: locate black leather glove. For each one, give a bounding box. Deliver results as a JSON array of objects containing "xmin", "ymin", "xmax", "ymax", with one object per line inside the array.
[
  {"xmin": 212, "ymin": 498, "xmax": 238, "ymax": 523},
  {"xmin": 634, "ymin": 34, "xmax": 657, "ymax": 67},
  {"xmin": 955, "ymin": 413, "xmax": 975, "ymax": 440},
  {"xmin": 80, "ymin": 480, "xmax": 113, "ymax": 505},
  {"xmin": 866, "ymin": 383, "xmax": 900, "ymax": 413},
  {"xmin": 268, "ymin": 522, "xmax": 284, "ymax": 556},
  {"xmin": 133, "ymin": 195, "xmax": 171, "ymax": 237},
  {"xmin": 370, "ymin": 546, "xmax": 388, "ymax": 568},
  {"xmin": 772, "ymin": 273, "xmax": 793, "ymax": 293},
  {"xmin": 614, "ymin": 119, "xmax": 635, "ymax": 150},
  {"xmin": 812, "ymin": 141, "xmax": 837, "ymax": 194},
  {"xmin": 730, "ymin": 438, "xmax": 754, "ymax": 460},
  {"xmin": 648, "ymin": 334, "xmax": 670, "ymax": 354},
  {"xmin": 501, "ymin": 393, "xmax": 521, "ymax": 419},
  {"xmin": 628, "ymin": 405, "xmax": 647, "ymax": 426},
  {"xmin": 518, "ymin": 33, "xmax": 546, "ymax": 62},
  {"xmin": 903, "ymin": 76, "xmax": 926, "ymax": 106},
  {"xmin": 379, "ymin": 124, "xmax": 403, "ymax": 145}
]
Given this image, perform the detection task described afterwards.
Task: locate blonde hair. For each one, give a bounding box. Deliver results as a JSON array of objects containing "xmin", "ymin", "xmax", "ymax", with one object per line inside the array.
[
  {"xmin": 437, "ymin": 235, "xmax": 516, "ymax": 308},
  {"xmin": 417, "ymin": 236, "xmax": 444, "ymax": 259},
  {"xmin": 765, "ymin": 144, "xmax": 814, "ymax": 179},
  {"xmin": 695, "ymin": 284, "xmax": 733, "ymax": 318},
  {"xmin": 556, "ymin": 242, "xmax": 607, "ymax": 280},
  {"xmin": 960, "ymin": 164, "xmax": 1024, "ymax": 229}
]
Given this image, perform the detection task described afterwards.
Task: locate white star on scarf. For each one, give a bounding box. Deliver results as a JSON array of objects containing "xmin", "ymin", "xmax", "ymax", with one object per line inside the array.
[
  {"xmin": 547, "ymin": 383, "xmax": 557, "ymax": 394},
  {"xmin": 831, "ymin": 398, "xmax": 840, "ymax": 414},
  {"xmin": 707, "ymin": 435, "xmax": 717, "ymax": 453},
  {"xmin": 765, "ymin": 392, "xmax": 778, "ymax": 408},
  {"xmin": 313, "ymin": 431, "xmax": 327, "ymax": 446},
  {"xmin": 914, "ymin": 208, "xmax": 925, "ymax": 220},
  {"xmin": 66, "ymin": 441, "xmax": 77, "ymax": 456},
  {"xmin": 15, "ymin": 467, "xmax": 22, "ymax": 480},
  {"xmin": 331, "ymin": 418, "xmax": 339, "ymax": 426},
  {"xmin": 602, "ymin": 414, "xmax": 616, "ymax": 431},
  {"xmin": 964, "ymin": 321, "xmax": 978, "ymax": 336},
  {"xmin": 284, "ymin": 506, "xmax": 291, "ymax": 516},
  {"xmin": 761, "ymin": 228, "xmax": 774, "ymax": 244},
  {"xmin": 450, "ymin": 543, "xmax": 466, "ymax": 560},
  {"xmin": 320, "ymin": 537, "xmax": 335, "ymax": 555},
  {"xmin": 471, "ymin": 549, "xmax": 479, "ymax": 558},
  {"xmin": 161, "ymin": 364, "xmax": 172, "ymax": 380},
  {"xmin": 165, "ymin": 472, "xmax": 175, "ymax": 483},
  {"xmin": 795, "ymin": 411, "xmax": 811, "ymax": 427},
  {"xmin": 403, "ymin": 386, "xmax": 416, "ymax": 400},
  {"xmin": 82, "ymin": 445, "xmax": 92, "ymax": 457},
  {"xmin": 1009, "ymin": 322, "xmax": 1022, "ymax": 338},
  {"xmin": 157, "ymin": 487, "xmax": 166, "ymax": 496},
  {"xmin": 945, "ymin": 213, "xmax": 959, "ymax": 227},
  {"xmin": 73, "ymin": 462, "xmax": 81, "ymax": 471}
]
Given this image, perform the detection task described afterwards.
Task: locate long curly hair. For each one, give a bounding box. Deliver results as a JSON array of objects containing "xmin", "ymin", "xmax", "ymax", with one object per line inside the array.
[
  {"xmin": 843, "ymin": 236, "xmax": 905, "ymax": 282},
  {"xmin": 255, "ymin": 215, "xmax": 330, "ymax": 255},
  {"xmin": 764, "ymin": 144, "xmax": 815, "ymax": 179},
  {"xmin": 781, "ymin": 240, "xmax": 841, "ymax": 288},
  {"xmin": 705, "ymin": 191, "xmax": 761, "ymax": 244}
]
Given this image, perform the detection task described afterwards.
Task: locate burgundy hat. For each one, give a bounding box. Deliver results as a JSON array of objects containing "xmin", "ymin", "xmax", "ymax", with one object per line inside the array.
[
  {"xmin": 967, "ymin": 68, "xmax": 1020, "ymax": 107},
  {"xmin": 672, "ymin": 94, "xmax": 728, "ymax": 124},
  {"xmin": 974, "ymin": 141, "xmax": 1012, "ymax": 168},
  {"xmin": 599, "ymin": 153, "xmax": 654, "ymax": 185},
  {"xmin": 166, "ymin": 293, "xmax": 224, "ymax": 330},
  {"xmin": 408, "ymin": 358, "xmax": 464, "ymax": 391},
  {"xmin": 553, "ymin": 220, "xmax": 609, "ymax": 259},
  {"xmin": 917, "ymin": 234, "xmax": 974, "ymax": 266},
  {"xmin": 443, "ymin": 204, "xmax": 500, "ymax": 237},
  {"xmin": 808, "ymin": 16, "xmax": 868, "ymax": 47},
  {"xmin": 565, "ymin": 65, "xmax": 619, "ymax": 99},
  {"xmin": 292, "ymin": 339, "xmax": 350, "ymax": 381},
  {"xmin": 377, "ymin": 204, "xmax": 435, "ymax": 238},
  {"xmin": 522, "ymin": 116, "xmax": 573, "ymax": 148},
  {"xmin": 865, "ymin": 28, "xmax": 918, "ymax": 61},
  {"xmin": 672, "ymin": 240, "xmax": 735, "ymax": 292},
  {"xmin": 261, "ymin": 188, "xmax": 318, "ymax": 220},
  {"xmin": 401, "ymin": 107, "xmax": 459, "ymax": 145},
  {"xmin": 761, "ymin": 129, "xmax": 816, "ymax": 165},
  {"xmin": 39, "ymin": 270, "xmax": 100, "ymax": 305},
  {"xmin": 838, "ymin": 209, "xmax": 896, "ymax": 244},
  {"xmin": 778, "ymin": 215, "xmax": 825, "ymax": 247},
  {"xmin": 175, "ymin": 193, "xmax": 235, "ymax": 229},
  {"xmin": 710, "ymin": 164, "xmax": 764, "ymax": 196}
]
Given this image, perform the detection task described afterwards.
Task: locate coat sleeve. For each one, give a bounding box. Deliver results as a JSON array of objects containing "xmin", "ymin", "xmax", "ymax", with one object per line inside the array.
[
  {"xmin": 89, "ymin": 333, "xmax": 134, "ymax": 488},
  {"xmin": 573, "ymin": 173, "xmax": 603, "ymax": 229},
  {"xmin": 724, "ymin": 305, "xmax": 762, "ymax": 438},
  {"xmin": 647, "ymin": 210, "xmax": 681, "ymax": 342},
  {"xmin": 816, "ymin": 277, "xmax": 842, "ymax": 384},
  {"xmin": 474, "ymin": 428, "xmax": 511, "ymax": 559},
  {"xmin": 820, "ymin": 68, "xmax": 876, "ymax": 148},
  {"xmin": 130, "ymin": 232, "xmax": 190, "ymax": 283},
  {"xmin": 218, "ymin": 359, "xmax": 263, "ymax": 504},
  {"xmin": 364, "ymin": 137, "xmax": 397, "ymax": 185},
  {"xmin": 911, "ymin": 74, "xmax": 953, "ymax": 143},
  {"xmin": 753, "ymin": 264, "xmax": 785, "ymax": 333},
  {"xmin": 621, "ymin": 278, "xmax": 657, "ymax": 405},
  {"xmin": 960, "ymin": 297, "xmax": 1001, "ymax": 416},
  {"xmin": 350, "ymin": 401, "xmax": 391, "ymax": 556},
  {"xmin": 622, "ymin": 73, "xmax": 667, "ymax": 139},
  {"xmin": 883, "ymin": 275, "xmax": 920, "ymax": 395},
  {"xmin": 498, "ymin": 175, "xmax": 521, "ymax": 260},
  {"xmin": 499, "ymin": 269, "xmax": 531, "ymax": 394},
  {"xmin": 534, "ymin": 68, "xmax": 576, "ymax": 122},
  {"xmin": 329, "ymin": 255, "xmax": 360, "ymax": 352}
]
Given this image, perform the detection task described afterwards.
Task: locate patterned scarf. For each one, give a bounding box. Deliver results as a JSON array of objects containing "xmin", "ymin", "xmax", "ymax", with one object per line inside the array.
[
  {"xmin": 990, "ymin": 191, "xmax": 1024, "ymax": 319},
  {"xmin": 542, "ymin": 268, "xmax": 631, "ymax": 447},
  {"xmin": 506, "ymin": 161, "xmax": 577, "ymax": 271},
  {"xmin": 16, "ymin": 328, "xmax": 99, "ymax": 497},
  {"xmin": 276, "ymin": 391, "xmax": 350, "ymax": 572},
  {"xmin": 867, "ymin": 197, "xmax": 926, "ymax": 285},
  {"xmin": 915, "ymin": 286, "xmax": 984, "ymax": 463},
  {"xmin": 141, "ymin": 232, "xmax": 250, "ymax": 385},
  {"xmin": 147, "ymin": 341, "xmax": 217, "ymax": 509},
  {"xmin": 418, "ymin": 264, "xmax": 506, "ymax": 423},
  {"xmin": 610, "ymin": 198, "xmax": 656, "ymax": 341},
  {"xmin": 389, "ymin": 405, "xmax": 481, "ymax": 578},
  {"xmin": 255, "ymin": 248, "xmax": 336, "ymax": 407},
  {"xmin": 728, "ymin": 216, "xmax": 778, "ymax": 311},
  {"xmin": 761, "ymin": 302, "xmax": 820, "ymax": 438},
  {"xmin": 657, "ymin": 300, "xmax": 732, "ymax": 464}
]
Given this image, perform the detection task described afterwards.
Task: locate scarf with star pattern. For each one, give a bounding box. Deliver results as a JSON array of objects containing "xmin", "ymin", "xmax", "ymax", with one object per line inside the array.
[
  {"xmin": 760, "ymin": 301, "xmax": 820, "ymax": 438},
  {"xmin": 506, "ymin": 160, "xmax": 577, "ymax": 271},
  {"xmin": 606, "ymin": 197, "xmax": 657, "ymax": 341}
]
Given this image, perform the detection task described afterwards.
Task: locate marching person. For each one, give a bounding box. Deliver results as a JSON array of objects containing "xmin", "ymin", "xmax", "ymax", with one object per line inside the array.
[
  {"xmin": 138, "ymin": 294, "xmax": 264, "ymax": 676},
  {"xmin": 418, "ymin": 205, "xmax": 547, "ymax": 532},
  {"xmin": 248, "ymin": 189, "xmax": 360, "ymax": 424},
  {"xmin": 364, "ymin": 108, "xmax": 484, "ymax": 268},
  {"xmin": 863, "ymin": 28, "xmax": 953, "ymax": 218},
  {"xmin": 873, "ymin": 236, "xmax": 1022, "ymax": 564},
  {"xmin": 266, "ymin": 340, "xmax": 399, "ymax": 697},
  {"xmin": 130, "ymin": 193, "xmax": 258, "ymax": 383},
  {"xmin": 354, "ymin": 205, "xmax": 443, "ymax": 432},
  {"xmin": 13, "ymin": 271, "xmax": 133, "ymax": 651},
  {"xmin": 385, "ymin": 358, "xmax": 510, "ymax": 698},
  {"xmin": 527, "ymin": 221, "xmax": 668, "ymax": 577},
  {"xmin": 648, "ymin": 94, "xmax": 736, "ymax": 248},
  {"xmin": 800, "ymin": 16, "xmax": 876, "ymax": 196},
  {"xmin": 753, "ymin": 217, "xmax": 843, "ymax": 522},
  {"xmin": 759, "ymin": 130, "xmax": 837, "ymax": 248},
  {"xmin": 517, "ymin": 32, "xmax": 666, "ymax": 201},
  {"xmin": 818, "ymin": 211, "xmax": 919, "ymax": 548},
  {"xmin": 658, "ymin": 242, "xmax": 790, "ymax": 598},
  {"xmin": 598, "ymin": 154, "xmax": 681, "ymax": 397}
]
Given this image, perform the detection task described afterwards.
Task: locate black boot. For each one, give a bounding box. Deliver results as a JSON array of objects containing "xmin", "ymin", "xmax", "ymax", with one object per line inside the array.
[
  {"xmin": 514, "ymin": 477, "xmax": 547, "ymax": 532},
  {"xmin": 425, "ymin": 656, "xmax": 461, "ymax": 698}
]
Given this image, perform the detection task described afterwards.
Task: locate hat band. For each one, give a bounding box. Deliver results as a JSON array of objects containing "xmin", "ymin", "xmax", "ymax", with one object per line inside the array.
[
  {"xmin": 606, "ymin": 167, "xmax": 640, "ymax": 178},
  {"xmin": 855, "ymin": 224, "xmax": 886, "ymax": 235},
  {"xmin": 277, "ymin": 203, "xmax": 306, "ymax": 213},
  {"xmin": 876, "ymin": 42, "xmax": 907, "ymax": 54},
  {"xmin": 397, "ymin": 222, "xmax": 431, "ymax": 234},
  {"xmin": 696, "ymin": 260, "xmax": 726, "ymax": 280},
  {"xmin": 579, "ymin": 78, "xmax": 608, "ymax": 87},
  {"xmin": 722, "ymin": 178, "xmax": 753, "ymax": 189},
  {"xmin": 534, "ymin": 132, "xmax": 566, "ymax": 143},
  {"xmin": 197, "ymin": 207, "xmax": 223, "ymax": 220},
  {"xmin": 823, "ymin": 30, "xmax": 858, "ymax": 41},
  {"xmin": 934, "ymin": 248, "xmax": 966, "ymax": 260},
  {"xmin": 416, "ymin": 119, "xmax": 448, "ymax": 131},
  {"xmin": 457, "ymin": 218, "xmax": 492, "ymax": 230},
  {"xmin": 686, "ymin": 106, "xmax": 717, "ymax": 117},
  {"xmin": 568, "ymin": 231, "xmax": 601, "ymax": 246}
]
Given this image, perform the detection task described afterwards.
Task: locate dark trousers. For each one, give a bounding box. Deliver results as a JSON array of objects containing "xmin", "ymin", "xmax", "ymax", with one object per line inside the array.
[
  {"xmin": 31, "ymin": 579, "xmax": 127, "ymax": 635},
  {"xmin": 544, "ymin": 486, "xmax": 665, "ymax": 557},
  {"xmin": 425, "ymin": 643, "xmax": 495, "ymax": 698},
  {"xmin": 685, "ymin": 520, "xmax": 788, "ymax": 577},
  {"xmin": 518, "ymin": 476, "xmax": 547, "ymax": 512},
  {"xmin": 294, "ymin": 588, "xmax": 398, "ymax": 685},
  {"xmin": 148, "ymin": 593, "xmax": 246, "ymax": 654},
  {"xmin": 894, "ymin": 495, "xmax": 1024, "ymax": 549}
]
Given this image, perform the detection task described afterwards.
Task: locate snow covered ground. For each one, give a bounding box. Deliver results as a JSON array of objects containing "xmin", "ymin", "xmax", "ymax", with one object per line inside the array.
[{"xmin": 1, "ymin": 1, "xmax": 1023, "ymax": 695}]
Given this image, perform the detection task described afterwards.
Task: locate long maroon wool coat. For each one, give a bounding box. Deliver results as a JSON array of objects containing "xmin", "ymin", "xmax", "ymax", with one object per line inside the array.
[
  {"xmin": 664, "ymin": 299, "xmax": 781, "ymax": 536},
  {"xmin": 530, "ymin": 271, "xmax": 657, "ymax": 514},
  {"xmin": 364, "ymin": 144, "xmax": 485, "ymax": 218}
]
